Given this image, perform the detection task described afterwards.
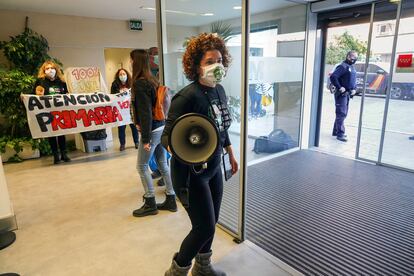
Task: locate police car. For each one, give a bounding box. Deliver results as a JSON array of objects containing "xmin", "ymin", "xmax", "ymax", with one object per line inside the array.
[{"xmin": 327, "ymin": 61, "xmax": 414, "ymax": 100}]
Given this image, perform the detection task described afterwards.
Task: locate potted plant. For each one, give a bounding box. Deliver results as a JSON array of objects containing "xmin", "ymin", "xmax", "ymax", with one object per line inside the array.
[{"xmin": 0, "ymin": 26, "xmax": 59, "ymax": 162}]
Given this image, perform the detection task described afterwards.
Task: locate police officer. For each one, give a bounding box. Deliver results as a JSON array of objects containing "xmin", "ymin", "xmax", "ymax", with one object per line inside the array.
[{"xmin": 330, "ymin": 50, "xmax": 358, "ymax": 142}]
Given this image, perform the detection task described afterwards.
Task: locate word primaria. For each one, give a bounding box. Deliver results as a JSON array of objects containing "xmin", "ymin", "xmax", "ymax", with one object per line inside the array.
[
  {"xmin": 36, "ymin": 106, "xmax": 123, "ymax": 132},
  {"xmin": 28, "ymin": 93, "xmax": 111, "ymax": 111}
]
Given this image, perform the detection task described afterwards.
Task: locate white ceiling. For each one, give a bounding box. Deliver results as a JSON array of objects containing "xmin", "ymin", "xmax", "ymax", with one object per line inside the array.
[{"xmin": 0, "ymin": 0, "xmax": 309, "ymax": 26}]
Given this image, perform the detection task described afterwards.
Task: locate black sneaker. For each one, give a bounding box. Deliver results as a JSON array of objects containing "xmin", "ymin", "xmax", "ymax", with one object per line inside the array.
[
  {"xmin": 337, "ymin": 136, "xmax": 348, "ymax": 142},
  {"xmin": 61, "ymin": 152, "xmax": 71, "ymax": 162},
  {"xmin": 53, "ymin": 153, "xmax": 61, "ymax": 164}
]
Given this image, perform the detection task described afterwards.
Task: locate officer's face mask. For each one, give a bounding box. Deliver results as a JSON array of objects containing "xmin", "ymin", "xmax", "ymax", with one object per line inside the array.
[
  {"xmin": 347, "ymin": 55, "xmax": 358, "ymax": 65},
  {"xmin": 119, "ymin": 75, "xmax": 127, "ymax": 83},
  {"xmin": 45, "ymin": 68, "xmax": 56, "ymax": 79},
  {"xmin": 200, "ymin": 63, "xmax": 226, "ymax": 87}
]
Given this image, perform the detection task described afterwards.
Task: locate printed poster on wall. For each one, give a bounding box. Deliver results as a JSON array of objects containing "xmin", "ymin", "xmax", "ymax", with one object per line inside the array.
[{"xmin": 21, "ymin": 91, "xmax": 132, "ymax": 139}]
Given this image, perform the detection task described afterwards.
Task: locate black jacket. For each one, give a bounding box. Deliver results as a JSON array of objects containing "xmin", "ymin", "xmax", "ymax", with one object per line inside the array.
[
  {"xmin": 110, "ymin": 80, "xmax": 129, "ymax": 94},
  {"xmin": 33, "ymin": 78, "xmax": 68, "ymax": 95},
  {"xmin": 161, "ymin": 81, "xmax": 231, "ymax": 156},
  {"xmin": 132, "ymin": 79, "xmax": 164, "ymax": 143},
  {"xmin": 330, "ymin": 61, "xmax": 357, "ymax": 92}
]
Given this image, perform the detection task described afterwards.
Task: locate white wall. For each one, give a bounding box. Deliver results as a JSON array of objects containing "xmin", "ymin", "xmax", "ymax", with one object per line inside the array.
[{"xmin": 0, "ymin": 9, "xmax": 158, "ymax": 82}]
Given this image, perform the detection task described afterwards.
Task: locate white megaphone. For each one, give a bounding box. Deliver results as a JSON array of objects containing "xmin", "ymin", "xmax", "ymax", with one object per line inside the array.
[{"xmin": 169, "ymin": 113, "xmax": 219, "ymax": 169}]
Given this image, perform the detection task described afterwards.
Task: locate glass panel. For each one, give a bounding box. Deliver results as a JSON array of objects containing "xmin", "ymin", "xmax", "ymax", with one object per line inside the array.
[
  {"xmin": 358, "ymin": 1, "xmax": 399, "ymax": 162},
  {"xmin": 381, "ymin": 0, "xmax": 414, "ymax": 170},
  {"xmin": 319, "ymin": 23, "xmax": 368, "ymax": 158},
  {"xmin": 244, "ymin": 0, "xmax": 307, "ymax": 262},
  {"xmin": 234, "ymin": 2, "xmax": 306, "ymax": 163},
  {"xmin": 162, "ymin": 0, "xmax": 242, "ymax": 234}
]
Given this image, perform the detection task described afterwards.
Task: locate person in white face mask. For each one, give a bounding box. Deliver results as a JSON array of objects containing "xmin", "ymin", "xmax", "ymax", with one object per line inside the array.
[
  {"xmin": 162, "ymin": 33, "xmax": 238, "ymax": 276},
  {"xmin": 33, "ymin": 60, "xmax": 71, "ymax": 164},
  {"xmin": 110, "ymin": 68, "xmax": 139, "ymax": 151}
]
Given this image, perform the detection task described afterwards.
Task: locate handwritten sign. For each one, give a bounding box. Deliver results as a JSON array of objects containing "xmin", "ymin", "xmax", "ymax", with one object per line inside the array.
[
  {"xmin": 22, "ymin": 91, "xmax": 132, "ymax": 139},
  {"xmin": 64, "ymin": 67, "xmax": 107, "ymax": 93}
]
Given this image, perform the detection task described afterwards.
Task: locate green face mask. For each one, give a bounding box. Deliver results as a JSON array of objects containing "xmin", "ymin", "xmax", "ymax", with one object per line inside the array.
[{"xmin": 200, "ymin": 63, "xmax": 226, "ymax": 87}]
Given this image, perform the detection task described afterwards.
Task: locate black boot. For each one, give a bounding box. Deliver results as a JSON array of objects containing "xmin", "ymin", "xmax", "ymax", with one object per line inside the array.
[
  {"xmin": 61, "ymin": 152, "xmax": 71, "ymax": 162},
  {"xmin": 133, "ymin": 197, "xmax": 158, "ymax": 217},
  {"xmin": 157, "ymin": 194, "xmax": 177, "ymax": 212},
  {"xmin": 53, "ymin": 152, "xmax": 60, "ymax": 164}
]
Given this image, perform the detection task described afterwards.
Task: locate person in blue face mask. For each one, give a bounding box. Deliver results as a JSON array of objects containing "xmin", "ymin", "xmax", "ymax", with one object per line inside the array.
[
  {"xmin": 149, "ymin": 46, "xmax": 159, "ymax": 77},
  {"xmin": 147, "ymin": 46, "xmax": 171, "ymax": 186},
  {"xmin": 330, "ymin": 50, "xmax": 358, "ymax": 142},
  {"xmin": 110, "ymin": 68, "xmax": 139, "ymax": 151}
]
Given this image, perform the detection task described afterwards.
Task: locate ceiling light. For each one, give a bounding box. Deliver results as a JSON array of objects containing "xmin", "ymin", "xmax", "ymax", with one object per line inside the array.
[
  {"xmin": 233, "ymin": 6, "xmax": 242, "ymax": 10},
  {"xmin": 140, "ymin": 6, "xmax": 213, "ymax": 17},
  {"xmin": 140, "ymin": 6, "xmax": 155, "ymax": 11}
]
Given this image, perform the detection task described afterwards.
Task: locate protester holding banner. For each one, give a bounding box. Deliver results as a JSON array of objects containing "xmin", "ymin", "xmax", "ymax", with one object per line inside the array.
[
  {"xmin": 130, "ymin": 49, "xmax": 176, "ymax": 217},
  {"xmin": 33, "ymin": 60, "xmax": 71, "ymax": 164},
  {"xmin": 110, "ymin": 68, "xmax": 139, "ymax": 151}
]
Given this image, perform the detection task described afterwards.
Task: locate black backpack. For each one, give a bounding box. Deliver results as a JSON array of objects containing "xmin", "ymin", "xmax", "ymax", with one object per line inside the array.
[{"xmin": 253, "ymin": 129, "xmax": 296, "ymax": 154}]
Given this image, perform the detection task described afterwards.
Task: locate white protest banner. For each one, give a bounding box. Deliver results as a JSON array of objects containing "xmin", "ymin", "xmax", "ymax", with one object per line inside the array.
[
  {"xmin": 64, "ymin": 67, "xmax": 108, "ymax": 93},
  {"xmin": 22, "ymin": 91, "xmax": 132, "ymax": 139}
]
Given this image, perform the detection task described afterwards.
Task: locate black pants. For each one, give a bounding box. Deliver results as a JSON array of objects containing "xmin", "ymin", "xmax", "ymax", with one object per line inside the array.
[
  {"xmin": 171, "ymin": 156, "xmax": 223, "ymax": 266},
  {"xmin": 118, "ymin": 124, "xmax": 139, "ymax": 146},
  {"xmin": 333, "ymin": 92, "xmax": 350, "ymax": 137},
  {"xmin": 48, "ymin": 135, "xmax": 66, "ymax": 154}
]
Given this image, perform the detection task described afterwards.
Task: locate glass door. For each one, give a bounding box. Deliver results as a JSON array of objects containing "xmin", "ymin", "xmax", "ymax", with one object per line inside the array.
[
  {"xmin": 356, "ymin": 0, "xmax": 400, "ymax": 162},
  {"xmin": 156, "ymin": 0, "xmax": 244, "ymax": 239},
  {"xmin": 380, "ymin": 0, "xmax": 414, "ymax": 171}
]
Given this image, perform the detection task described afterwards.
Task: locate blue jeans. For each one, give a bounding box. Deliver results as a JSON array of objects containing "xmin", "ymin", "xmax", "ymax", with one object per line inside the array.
[
  {"xmin": 118, "ymin": 124, "xmax": 139, "ymax": 146},
  {"xmin": 136, "ymin": 129, "xmax": 175, "ymax": 198}
]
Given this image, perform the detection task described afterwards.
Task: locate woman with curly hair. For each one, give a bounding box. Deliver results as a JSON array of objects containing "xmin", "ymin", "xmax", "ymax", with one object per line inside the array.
[
  {"xmin": 162, "ymin": 33, "xmax": 238, "ymax": 276},
  {"xmin": 33, "ymin": 60, "xmax": 71, "ymax": 164}
]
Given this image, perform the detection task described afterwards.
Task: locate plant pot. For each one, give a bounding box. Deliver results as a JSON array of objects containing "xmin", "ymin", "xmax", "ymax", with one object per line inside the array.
[{"xmin": 1, "ymin": 142, "xmax": 40, "ymax": 162}]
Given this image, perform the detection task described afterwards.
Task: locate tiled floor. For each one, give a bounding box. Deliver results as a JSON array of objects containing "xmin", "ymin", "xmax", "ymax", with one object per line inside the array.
[{"xmin": 0, "ymin": 133, "xmax": 300, "ymax": 276}]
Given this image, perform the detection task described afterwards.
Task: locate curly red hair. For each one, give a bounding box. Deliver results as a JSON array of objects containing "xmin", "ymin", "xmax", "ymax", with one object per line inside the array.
[{"xmin": 182, "ymin": 33, "xmax": 231, "ymax": 81}]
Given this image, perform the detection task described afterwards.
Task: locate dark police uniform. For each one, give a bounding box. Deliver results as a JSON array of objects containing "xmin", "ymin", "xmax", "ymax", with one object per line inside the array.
[{"xmin": 329, "ymin": 61, "xmax": 356, "ymax": 138}]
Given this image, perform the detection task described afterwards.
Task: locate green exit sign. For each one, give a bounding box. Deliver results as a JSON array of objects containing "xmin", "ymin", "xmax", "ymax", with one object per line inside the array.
[{"xmin": 129, "ymin": 20, "xmax": 143, "ymax": 31}]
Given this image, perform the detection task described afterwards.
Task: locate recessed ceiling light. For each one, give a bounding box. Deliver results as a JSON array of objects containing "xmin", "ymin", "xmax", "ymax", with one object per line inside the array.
[
  {"xmin": 233, "ymin": 6, "xmax": 242, "ymax": 10},
  {"xmin": 201, "ymin": 13, "xmax": 214, "ymax": 16}
]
